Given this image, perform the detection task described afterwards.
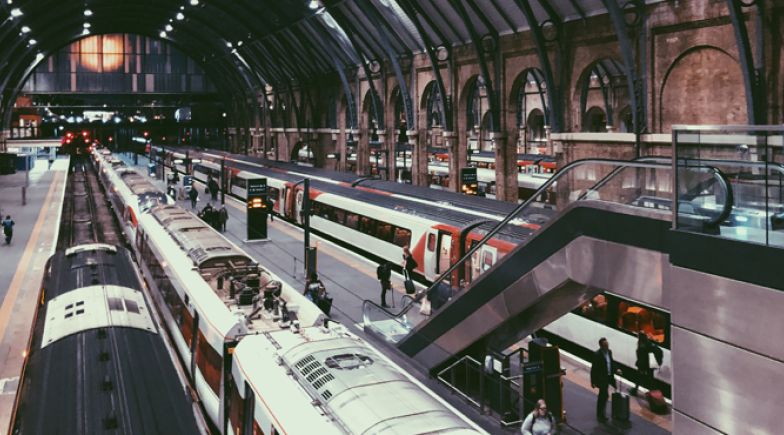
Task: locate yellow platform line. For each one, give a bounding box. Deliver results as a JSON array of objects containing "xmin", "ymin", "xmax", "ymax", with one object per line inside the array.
[{"xmin": 0, "ymin": 171, "xmax": 63, "ymax": 341}]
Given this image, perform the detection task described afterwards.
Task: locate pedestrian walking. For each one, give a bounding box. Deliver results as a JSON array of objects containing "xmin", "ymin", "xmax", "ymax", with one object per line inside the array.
[
  {"xmin": 218, "ymin": 205, "xmax": 229, "ymax": 232},
  {"xmin": 590, "ymin": 337, "xmax": 616, "ymax": 422},
  {"xmin": 188, "ymin": 187, "xmax": 199, "ymax": 209},
  {"xmin": 520, "ymin": 399, "xmax": 556, "ymax": 435},
  {"xmin": 2, "ymin": 215, "xmax": 14, "ymax": 245},
  {"xmin": 266, "ymin": 197, "xmax": 274, "ymax": 222},
  {"xmin": 376, "ymin": 261, "xmax": 392, "ymax": 308}
]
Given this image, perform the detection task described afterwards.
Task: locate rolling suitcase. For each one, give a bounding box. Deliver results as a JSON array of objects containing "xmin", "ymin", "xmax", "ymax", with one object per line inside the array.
[
  {"xmin": 404, "ymin": 279, "xmax": 416, "ymax": 294},
  {"xmin": 612, "ymin": 378, "xmax": 630, "ymax": 421},
  {"xmin": 646, "ymin": 390, "xmax": 667, "ymax": 414}
]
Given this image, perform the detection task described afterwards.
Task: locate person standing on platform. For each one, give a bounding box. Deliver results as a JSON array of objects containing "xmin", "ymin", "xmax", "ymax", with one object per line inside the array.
[
  {"xmin": 376, "ymin": 261, "xmax": 392, "ymax": 308},
  {"xmin": 218, "ymin": 205, "xmax": 229, "ymax": 232},
  {"xmin": 188, "ymin": 187, "xmax": 199, "ymax": 209},
  {"xmin": 2, "ymin": 215, "xmax": 14, "ymax": 245},
  {"xmin": 631, "ymin": 333, "xmax": 662, "ymax": 396},
  {"xmin": 520, "ymin": 399, "xmax": 556, "ymax": 435},
  {"xmin": 266, "ymin": 197, "xmax": 274, "ymax": 222},
  {"xmin": 208, "ymin": 176, "xmax": 219, "ymax": 201},
  {"xmin": 590, "ymin": 337, "xmax": 616, "ymax": 422}
]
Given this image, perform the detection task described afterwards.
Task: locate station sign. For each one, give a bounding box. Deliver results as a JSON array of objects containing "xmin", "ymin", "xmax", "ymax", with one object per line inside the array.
[
  {"xmin": 460, "ymin": 167, "xmax": 478, "ymax": 195},
  {"xmin": 247, "ymin": 178, "xmax": 268, "ymax": 240}
]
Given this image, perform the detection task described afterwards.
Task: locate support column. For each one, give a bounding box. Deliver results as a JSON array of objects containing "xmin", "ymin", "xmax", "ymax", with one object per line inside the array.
[
  {"xmin": 411, "ymin": 130, "xmax": 428, "ymax": 186},
  {"xmin": 338, "ymin": 129, "xmax": 347, "ymax": 172},
  {"xmin": 378, "ymin": 130, "xmax": 390, "ymax": 180},
  {"xmin": 356, "ymin": 129, "xmax": 368, "ymax": 176},
  {"xmin": 494, "ymin": 132, "xmax": 517, "ymax": 203},
  {"xmin": 445, "ymin": 131, "xmax": 463, "ymax": 192}
]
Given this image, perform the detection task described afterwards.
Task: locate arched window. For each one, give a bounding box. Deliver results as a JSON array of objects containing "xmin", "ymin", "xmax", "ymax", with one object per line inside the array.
[
  {"xmin": 424, "ymin": 82, "xmax": 443, "ymax": 129},
  {"xmin": 585, "ymin": 107, "xmax": 607, "ymax": 132},
  {"xmin": 580, "ymin": 58, "xmax": 627, "ymax": 132},
  {"xmin": 466, "ymin": 77, "xmax": 489, "ymax": 153}
]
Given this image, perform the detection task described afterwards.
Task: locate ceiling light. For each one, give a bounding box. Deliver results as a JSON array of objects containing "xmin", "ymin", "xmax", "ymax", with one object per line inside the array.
[
  {"xmin": 82, "ymin": 28, "xmax": 90, "ymax": 35},
  {"xmin": 10, "ymin": 8, "xmax": 22, "ymax": 17},
  {"xmin": 83, "ymin": 22, "xmax": 91, "ymax": 28},
  {"xmin": 237, "ymin": 40, "xmax": 243, "ymax": 47},
  {"xmin": 6, "ymin": 0, "xmax": 12, "ymax": 4},
  {"xmin": 165, "ymin": 24, "xmax": 173, "ymax": 32},
  {"xmin": 35, "ymin": 52, "xmax": 44, "ymax": 62},
  {"xmin": 226, "ymin": 41, "xmax": 232, "ymax": 48},
  {"xmin": 179, "ymin": 6, "xmax": 184, "ymax": 10},
  {"xmin": 159, "ymin": 31, "xmax": 167, "ymax": 38},
  {"xmin": 28, "ymin": 39, "xmax": 36, "ymax": 46},
  {"xmin": 176, "ymin": 12, "xmax": 184, "ymax": 20},
  {"xmin": 308, "ymin": 0, "xmax": 319, "ymax": 10},
  {"xmin": 83, "ymin": 9, "xmax": 92, "ymax": 16},
  {"xmin": 20, "ymin": 25, "xmax": 30, "ymax": 33},
  {"xmin": 189, "ymin": 0, "xmax": 199, "ymax": 5}
]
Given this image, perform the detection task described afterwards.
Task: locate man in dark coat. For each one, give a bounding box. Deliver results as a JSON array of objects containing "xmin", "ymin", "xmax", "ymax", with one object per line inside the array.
[
  {"xmin": 590, "ymin": 337, "xmax": 616, "ymax": 422},
  {"xmin": 376, "ymin": 262, "xmax": 392, "ymax": 308},
  {"xmin": 218, "ymin": 205, "xmax": 229, "ymax": 232}
]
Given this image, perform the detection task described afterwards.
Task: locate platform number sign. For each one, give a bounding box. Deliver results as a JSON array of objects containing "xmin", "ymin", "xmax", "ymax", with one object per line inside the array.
[
  {"xmin": 461, "ymin": 167, "xmax": 478, "ymax": 196},
  {"xmin": 247, "ymin": 178, "xmax": 268, "ymax": 240}
]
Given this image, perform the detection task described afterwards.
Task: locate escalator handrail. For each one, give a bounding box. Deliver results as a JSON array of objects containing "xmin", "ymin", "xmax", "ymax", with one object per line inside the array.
[{"xmin": 362, "ymin": 158, "xmax": 674, "ymax": 323}]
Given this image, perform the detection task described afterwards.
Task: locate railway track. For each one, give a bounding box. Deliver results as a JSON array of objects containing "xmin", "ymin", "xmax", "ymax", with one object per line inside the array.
[{"xmin": 57, "ymin": 155, "xmax": 122, "ymax": 249}]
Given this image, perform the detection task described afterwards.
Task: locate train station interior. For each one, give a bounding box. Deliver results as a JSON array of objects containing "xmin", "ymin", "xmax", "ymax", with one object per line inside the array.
[{"xmin": 0, "ymin": 1, "xmax": 782, "ymax": 434}]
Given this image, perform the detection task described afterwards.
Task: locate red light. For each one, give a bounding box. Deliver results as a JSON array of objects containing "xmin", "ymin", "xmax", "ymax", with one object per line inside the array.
[
  {"xmin": 82, "ymin": 131, "xmax": 88, "ymax": 137},
  {"xmin": 143, "ymin": 131, "xmax": 149, "ymax": 137},
  {"xmin": 108, "ymin": 136, "xmax": 113, "ymax": 142},
  {"xmin": 66, "ymin": 132, "xmax": 73, "ymax": 138},
  {"xmin": 65, "ymin": 139, "xmax": 71, "ymax": 144}
]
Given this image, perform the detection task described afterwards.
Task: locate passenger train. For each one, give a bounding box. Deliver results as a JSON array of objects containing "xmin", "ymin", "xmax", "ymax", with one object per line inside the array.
[
  {"xmin": 94, "ymin": 148, "xmax": 488, "ymax": 434},
  {"xmin": 11, "ymin": 244, "xmax": 204, "ymax": 434},
  {"xmin": 154, "ymin": 146, "xmax": 674, "ymax": 391}
]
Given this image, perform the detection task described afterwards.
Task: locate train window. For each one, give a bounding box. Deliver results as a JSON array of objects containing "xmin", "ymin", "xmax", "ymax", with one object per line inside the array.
[
  {"xmin": 617, "ymin": 302, "xmax": 667, "ymax": 345},
  {"xmin": 392, "ymin": 227, "xmax": 411, "ymax": 247},
  {"xmin": 108, "ymin": 297, "xmax": 123, "ymax": 311},
  {"xmin": 377, "ymin": 223, "xmax": 393, "ymax": 242},
  {"xmin": 180, "ymin": 307, "xmax": 195, "ymax": 348},
  {"xmin": 482, "ymin": 251, "xmax": 494, "ymax": 270},
  {"xmin": 427, "ymin": 233, "xmax": 436, "ymax": 251},
  {"xmin": 333, "ymin": 208, "xmax": 346, "ymax": 225},
  {"xmin": 124, "ymin": 299, "xmax": 140, "ymax": 314},
  {"xmin": 229, "ymin": 382, "xmax": 245, "ymax": 435},
  {"xmin": 359, "ymin": 216, "xmax": 375, "ymax": 234},
  {"xmin": 195, "ymin": 329, "xmax": 223, "ymax": 394},
  {"xmin": 576, "ymin": 294, "xmax": 608, "ymax": 323},
  {"xmin": 310, "ymin": 202, "xmax": 322, "ymax": 216},
  {"xmin": 345, "ymin": 213, "xmax": 359, "ymax": 230}
]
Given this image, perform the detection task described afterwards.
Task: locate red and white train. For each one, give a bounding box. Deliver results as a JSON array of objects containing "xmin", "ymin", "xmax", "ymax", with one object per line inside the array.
[
  {"xmin": 94, "ymin": 148, "xmax": 488, "ymax": 434},
  {"xmin": 154, "ymin": 146, "xmax": 674, "ymax": 392}
]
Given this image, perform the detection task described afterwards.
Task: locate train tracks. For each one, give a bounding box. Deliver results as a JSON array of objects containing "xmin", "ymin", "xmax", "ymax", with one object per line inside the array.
[{"xmin": 57, "ymin": 156, "xmax": 122, "ymax": 249}]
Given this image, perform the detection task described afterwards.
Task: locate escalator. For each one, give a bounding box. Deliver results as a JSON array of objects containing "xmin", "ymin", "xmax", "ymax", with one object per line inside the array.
[{"xmin": 363, "ymin": 158, "xmax": 733, "ymax": 371}]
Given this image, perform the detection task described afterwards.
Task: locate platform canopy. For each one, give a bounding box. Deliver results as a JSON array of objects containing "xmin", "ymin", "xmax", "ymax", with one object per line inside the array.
[{"xmin": 0, "ymin": 0, "xmax": 623, "ymax": 111}]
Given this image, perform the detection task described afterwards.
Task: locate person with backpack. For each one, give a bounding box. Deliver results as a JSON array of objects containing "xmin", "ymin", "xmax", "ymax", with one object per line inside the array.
[
  {"xmin": 2, "ymin": 215, "xmax": 15, "ymax": 245},
  {"xmin": 520, "ymin": 399, "xmax": 556, "ymax": 435},
  {"xmin": 401, "ymin": 245, "xmax": 417, "ymax": 295},
  {"xmin": 376, "ymin": 261, "xmax": 392, "ymax": 308}
]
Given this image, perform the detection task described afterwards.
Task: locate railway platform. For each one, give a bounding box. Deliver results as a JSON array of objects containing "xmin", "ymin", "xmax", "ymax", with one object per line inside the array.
[
  {"xmin": 121, "ymin": 152, "xmax": 670, "ymax": 434},
  {"xmin": 0, "ymin": 157, "xmax": 69, "ymax": 431}
]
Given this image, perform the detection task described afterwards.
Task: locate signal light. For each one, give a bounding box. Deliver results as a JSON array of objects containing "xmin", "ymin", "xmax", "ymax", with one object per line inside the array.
[
  {"xmin": 82, "ymin": 131, "xmax": 88, "ymax": 137},
  {"xmin": 143, "ymin": 131, "xmax": 149, "ymax": 137}
]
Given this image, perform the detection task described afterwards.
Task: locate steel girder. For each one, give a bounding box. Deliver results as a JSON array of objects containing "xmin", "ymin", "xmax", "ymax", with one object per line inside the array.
[{"xmin": 726, "ymin": 0, "xmax": 768, "ymax": 124}]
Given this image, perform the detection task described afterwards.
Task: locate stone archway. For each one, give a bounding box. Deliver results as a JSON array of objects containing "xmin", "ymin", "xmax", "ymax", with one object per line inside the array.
[{"xmin": 659, "ymin": 46, "xmax": 746, "ymax": 132}]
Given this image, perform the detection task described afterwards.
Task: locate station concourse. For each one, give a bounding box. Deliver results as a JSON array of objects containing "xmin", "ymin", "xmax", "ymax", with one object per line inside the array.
[{"xmin": 1, "ymin": 1, "xmax": 783, "ymax": 434}]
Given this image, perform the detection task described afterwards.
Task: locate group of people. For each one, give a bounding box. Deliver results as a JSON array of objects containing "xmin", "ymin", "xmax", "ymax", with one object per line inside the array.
[
  {"xmin": 304, "ymin": 273, "xmax": 332, "ymax": 316},
  {"xmin": 198, "ymin": 203, "xmax": 229, "ymax": 232},
  {"xmin": 375, "ymin": 245, "xmax": 417, "ymax": 309}
]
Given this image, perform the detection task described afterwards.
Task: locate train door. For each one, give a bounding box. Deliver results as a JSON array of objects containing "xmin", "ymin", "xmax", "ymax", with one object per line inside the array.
[
  {"xmin": 294, "ymin": 189, "xmax": 304, "ymax": 225},
  {"xmin": 470, "ymin": 240, "xmax": 482, "ymax": 282},
  {"xmin": 282, "ymin": 186, "xmax": 292, "ymax": 219},
  {"xmin": 437, "ymin": 232, "xmax": 452, "ymax": 277},
  {"xmin": 423, "ymin": 231, "xmax": 438, "ymax": 281},
  {"xmin": 242, "ymin": 382, "xmax": 255, "ymax": 435},
  {"xmin": 190, "ymin": 311, "xmax": 199, "ymax": 375}
]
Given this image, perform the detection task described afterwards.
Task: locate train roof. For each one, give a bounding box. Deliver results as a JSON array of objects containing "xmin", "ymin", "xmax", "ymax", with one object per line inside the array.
[
  {"xmin": 235, "ymin": 327, "xmax": 484, "ymax": 434},
  {"xmin": 150, "ymin": 204, "xmax": 255, "ymax": 269},
  {"xmin": 14, "ymin": 246, "xmax": 201, "ymax": 434},
  {"xmin": 45, "ymin": 245, "xmax": 140, "ymax": 300}
]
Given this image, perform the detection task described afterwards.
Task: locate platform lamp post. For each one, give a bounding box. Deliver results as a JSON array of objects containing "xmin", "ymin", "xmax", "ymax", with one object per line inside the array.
[
  {"xmin": 293, "ymin": 178, "xmax": 316, "ymax": 277},
  {"xmin": 220, "ymin": 158, "xmax": 226, "ymax": 205}
]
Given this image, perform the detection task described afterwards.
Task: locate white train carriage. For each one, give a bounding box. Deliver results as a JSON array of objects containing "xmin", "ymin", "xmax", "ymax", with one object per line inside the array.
[{"xmin": 230, "ymin": 325, "xmax": 486, "ymax": 435}]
